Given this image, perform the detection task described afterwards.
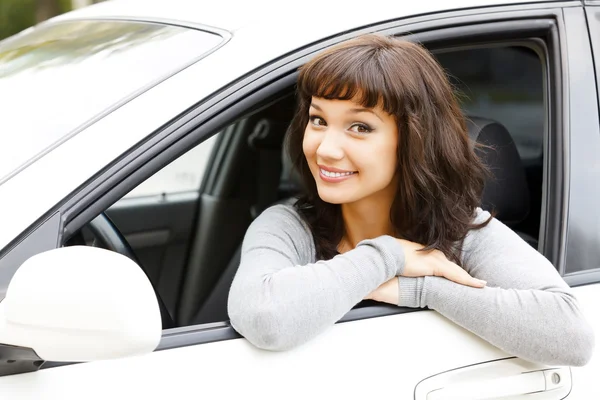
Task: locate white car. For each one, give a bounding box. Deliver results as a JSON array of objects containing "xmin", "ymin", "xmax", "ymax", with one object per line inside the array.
[{"xmin": 0, "ymin": 0, "xmax": 598, "ymax": 398}]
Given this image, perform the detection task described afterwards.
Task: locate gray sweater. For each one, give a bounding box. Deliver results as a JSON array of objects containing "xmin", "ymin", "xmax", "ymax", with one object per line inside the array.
[{"xmin": 227, "ymin": 204, "xmax": 595, "ymax": 366}]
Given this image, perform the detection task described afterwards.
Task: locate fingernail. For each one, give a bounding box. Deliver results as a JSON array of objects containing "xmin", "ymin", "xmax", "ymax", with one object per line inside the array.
[{"xmin": 478, "ymin": 279, "xmax": 487, "ymax": 286}]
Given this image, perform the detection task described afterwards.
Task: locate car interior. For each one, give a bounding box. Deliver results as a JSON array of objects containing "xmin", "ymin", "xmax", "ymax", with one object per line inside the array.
[
  {"xmin": 65, "ymin": 44, "xmax": 546, "ymax": 330},
  {"xmin": 189, "ymin": 112, "xmax": 539, "ymax": 326}
]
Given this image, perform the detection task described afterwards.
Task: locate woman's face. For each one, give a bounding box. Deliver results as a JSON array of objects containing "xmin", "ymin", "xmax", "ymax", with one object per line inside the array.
[{"xmin": 302, "ymin": 96, "xmax": 399, "ymax": 205}]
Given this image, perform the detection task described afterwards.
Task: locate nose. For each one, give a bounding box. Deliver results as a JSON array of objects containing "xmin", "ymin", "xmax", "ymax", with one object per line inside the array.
[{"xmin": 316, "ymin": 130, "xmax": 344, "ymax": 161}]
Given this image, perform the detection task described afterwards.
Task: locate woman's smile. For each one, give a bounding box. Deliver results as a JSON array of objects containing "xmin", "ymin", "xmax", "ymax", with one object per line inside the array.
[
  {"xmin": 302, "ymin": 97, "xmax": 398, "ymax": 205},
  {"xmin": 318, "ymin": 164, "xmax": 358, "ymax": 182}
]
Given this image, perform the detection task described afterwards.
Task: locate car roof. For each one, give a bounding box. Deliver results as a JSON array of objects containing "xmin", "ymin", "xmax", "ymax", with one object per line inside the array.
[{"xmin": 50, "ymin": 0, "xmax": 564, "ymax": 36}]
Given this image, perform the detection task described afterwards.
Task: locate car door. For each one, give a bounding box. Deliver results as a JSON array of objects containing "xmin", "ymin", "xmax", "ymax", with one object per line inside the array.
[
  {"xmin": 0, "ymin": 4, "xmax": 599, "ymax": 399},
  {"xmin": 101, "ymin": 135, "xmax": 218, "ymax": 317}
]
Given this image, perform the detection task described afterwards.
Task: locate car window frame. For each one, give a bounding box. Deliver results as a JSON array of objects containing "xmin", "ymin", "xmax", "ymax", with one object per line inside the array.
[
  {"xmin": 67, "ymin": 8, "xmax": 567, "ymax": 346},
  {"xmin": 0, "ymin": 4, "xmax": 572, "ymax": 369}
]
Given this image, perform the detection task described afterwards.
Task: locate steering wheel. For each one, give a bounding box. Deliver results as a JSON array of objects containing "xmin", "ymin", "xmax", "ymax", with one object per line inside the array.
[
  {"xmin": 87, "ymin": 213, "xmax": 139, "ymax": 263},
  {"xmin": 87, "ymin": 212, "xmax": 175, "ymax": 329}
]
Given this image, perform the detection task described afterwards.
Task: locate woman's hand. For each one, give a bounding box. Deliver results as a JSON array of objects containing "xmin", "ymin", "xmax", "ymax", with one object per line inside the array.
[
  {"xmin": 365, "ymin": 277, "xmax": 399, "ymax": 303},
  {"xmin": 365, "ymin": 238, "xmax": 486, "ymax": 304},
  {"xmin": 398, "ymin": 239, "xmax": 486, "ymax": 288}
]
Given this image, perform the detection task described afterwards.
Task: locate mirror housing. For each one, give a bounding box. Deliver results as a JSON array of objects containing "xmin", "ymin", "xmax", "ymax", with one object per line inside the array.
[{"xmin": 0, "ymin": 246, "xmax": 162, "ymax": 366}]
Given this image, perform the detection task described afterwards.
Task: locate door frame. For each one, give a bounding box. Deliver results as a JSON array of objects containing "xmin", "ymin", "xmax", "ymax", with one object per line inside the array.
[
  {"xmin": 562, "ymin": 5, "xmax": 600, "ymax": 285},
  {"xmin": 57, "ymin": 5, "xmax": 569, "ymax": 353}
]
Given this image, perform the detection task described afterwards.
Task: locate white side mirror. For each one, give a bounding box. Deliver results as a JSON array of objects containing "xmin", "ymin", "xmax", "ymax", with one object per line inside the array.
[{"xmin": 0, "ymin": 246, "xmax": 162, "ymax": 365}]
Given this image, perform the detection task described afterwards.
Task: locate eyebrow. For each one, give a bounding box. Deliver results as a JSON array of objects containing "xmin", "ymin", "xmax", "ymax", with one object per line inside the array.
[
  {"xmin": 310, "ymin": 103, "xmax": 384, "ymax": 123},
  {"xmin": 349, "ymin": 107, "xmax": 384, "ymax": 122}
]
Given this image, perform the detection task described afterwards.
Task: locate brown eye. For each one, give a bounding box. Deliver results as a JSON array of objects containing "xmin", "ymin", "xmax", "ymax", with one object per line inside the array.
[
  {"xmin": 309, "ymin": 116, "xmax": 326, "ymax": 126},
  {"xmin": 349, "ymin": 123, "xmax": 373, "ymax": 134}
]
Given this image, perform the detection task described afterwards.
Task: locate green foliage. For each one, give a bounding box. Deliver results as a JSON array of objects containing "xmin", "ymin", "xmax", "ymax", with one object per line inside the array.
[
  {"xmin": 0, "ymin": 0, "xmax": 36, "ymax": 41},
  {"xmin": 59, "ymin": 0, "xmax": 73, "ymax": 13},
  {"xmin": 0, "ymin": 0, "xmax": 72, "ymax": 41}
]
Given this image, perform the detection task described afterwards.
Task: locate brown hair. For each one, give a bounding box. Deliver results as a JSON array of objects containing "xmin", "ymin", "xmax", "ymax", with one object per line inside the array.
[{"xmin": 285, "ymin": 34, "xmax": 492, "ymax": 264}]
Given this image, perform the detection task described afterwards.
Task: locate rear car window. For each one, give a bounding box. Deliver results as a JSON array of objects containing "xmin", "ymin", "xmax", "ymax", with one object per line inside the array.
[
  {"xmin": 0, "ymin": 20, "xmax": 224, "ymax": 182},
  {"xmin": 435, "ymin": 46, "xmax": 544, "ymax": 162}
]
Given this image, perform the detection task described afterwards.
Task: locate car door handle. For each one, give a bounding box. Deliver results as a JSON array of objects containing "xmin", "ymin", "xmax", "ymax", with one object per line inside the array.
[
  {"xmin": 426, "ymin": 368, "xmax": 568, "ymax": 400},
  {"xmin": 415, "ymin": 358, "xmax": 571, "ymax": 400}
]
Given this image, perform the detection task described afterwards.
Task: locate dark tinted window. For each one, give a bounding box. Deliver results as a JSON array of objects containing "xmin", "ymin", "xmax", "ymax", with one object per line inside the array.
[
  {"xmin": 435, "ymin": 46, "xmax": 544, "ymax": 163},
  {"xmin": 435, "ymin": 45, "xmax": 545, "ymax": 247}
]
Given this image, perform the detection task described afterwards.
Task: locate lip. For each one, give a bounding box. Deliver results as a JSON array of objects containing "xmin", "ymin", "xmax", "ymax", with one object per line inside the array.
[
  {"xmin": 318, "ymin": 164, "xmax": 355, "ymax": 173},
  {"xmin": 317, "ymin": 164, "xmax": 358, "ymax": 183}
]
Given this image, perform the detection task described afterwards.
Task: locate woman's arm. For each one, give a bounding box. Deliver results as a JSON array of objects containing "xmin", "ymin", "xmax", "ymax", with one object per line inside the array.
[
  {"xmin": 394, "ymin": 209, "xmax": 595, "ymax": 366},
  {"xmin": 227, "ymin": 205, "xmax": 405, "ymax": 351}
]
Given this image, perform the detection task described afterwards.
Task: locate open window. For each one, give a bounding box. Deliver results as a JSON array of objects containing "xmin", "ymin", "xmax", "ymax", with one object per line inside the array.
[
  {"xmin": 62, "ymin": 42, "xmax": 551, "ymax": 331},
  {"xmin": 50, "ymin": 16, "xmax": 562, "ymax": 351}
]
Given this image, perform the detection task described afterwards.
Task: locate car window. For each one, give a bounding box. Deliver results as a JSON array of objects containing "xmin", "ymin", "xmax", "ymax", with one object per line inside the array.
[
  {"xmin": 123, "ymin": 134, "xmax": 218, "ymax": 198},
  {"xmin": 54, "ymin": 41, "xmax": 548, "ymax": 331},
  {"xmin": 96, "ymin": 45, "xmax": 548, "ymax": 328},
  {"xmin": 0, "ymin": 20, "xmax": 223, "ymax": 183},
  {"xmin": 435, "ymin": 46, "xmax": 544, "ymax": 162},
  {"xmin": 434, "ymin": 45, "xmax": 545, "ymax": 248},
  {"xmin": 79, "ymin": 101, "xmax": 295, "ymax": 328}
]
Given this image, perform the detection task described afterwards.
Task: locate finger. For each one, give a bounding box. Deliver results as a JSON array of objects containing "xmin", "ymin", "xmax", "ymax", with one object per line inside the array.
[{"xmin": 438, "ymin": 261, "xmax": 486, "ymax": 288}]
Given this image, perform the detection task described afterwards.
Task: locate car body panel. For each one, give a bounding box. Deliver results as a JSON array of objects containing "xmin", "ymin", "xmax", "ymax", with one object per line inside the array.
[
  {"xmin": 0, "ymin": 310, "xmax": 538, "ymax": 399},
  {"xmin": 564, "ymin": 284, "xmax": 600, "ymax": 398},
  {"xmin": 0, "ymin": 283, "xmax": 597, "ymax": 399},
  {"xmin": 0, "ymin": 1, "xmax": 598, "ymax": 397}
]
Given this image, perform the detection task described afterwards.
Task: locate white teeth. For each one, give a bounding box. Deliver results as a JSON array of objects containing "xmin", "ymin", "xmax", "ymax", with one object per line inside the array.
[{"xmin": 320, "ymin": 169, "xmax": 355, "ymax": 178}]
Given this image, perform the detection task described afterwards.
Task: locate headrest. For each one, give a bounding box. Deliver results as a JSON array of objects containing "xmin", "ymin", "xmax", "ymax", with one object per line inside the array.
[
  {"xmin": 467, "ymin": 117, "xmax": 530, "ymax": 226},
  {"xmin": 280, "ymin": 144, "xmax": 303, "ymax": 194},
  {"xmin": 279, "ymin": 117, "xmax": 530, "ymax": 226},
  {"xmin": 248, "ymin": 95, "xmax": 296, "ymax": 151}
]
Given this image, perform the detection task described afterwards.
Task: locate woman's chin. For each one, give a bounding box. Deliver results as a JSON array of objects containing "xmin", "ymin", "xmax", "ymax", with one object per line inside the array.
[{"xmin": 316, "ymin": 188, "xmax": 353, "ymax": 205}]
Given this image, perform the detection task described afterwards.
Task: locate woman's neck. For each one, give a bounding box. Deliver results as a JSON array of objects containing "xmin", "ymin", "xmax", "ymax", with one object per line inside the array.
[{"xmin": 339, "ymin": 188, "xmax": 396, "ymax": 251}]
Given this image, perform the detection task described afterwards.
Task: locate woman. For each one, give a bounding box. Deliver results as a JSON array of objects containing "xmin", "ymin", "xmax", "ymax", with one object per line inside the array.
[{"xmin": 227, "ymin": 34, "xmax": 594, "ymax": 366}]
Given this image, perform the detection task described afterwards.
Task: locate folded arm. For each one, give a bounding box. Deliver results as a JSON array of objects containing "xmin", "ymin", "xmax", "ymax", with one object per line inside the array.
[
  {"xmin": 397, "ymin": 209, "xmax": 595, "ymax": 366},
  {"xmin": 227, "ymin": 205, "xmax": 405, "ymax": 351}
]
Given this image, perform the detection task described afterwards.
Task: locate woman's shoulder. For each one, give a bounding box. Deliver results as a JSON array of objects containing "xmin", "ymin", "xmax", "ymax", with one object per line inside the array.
[
  {"xmin": 460, "ymin": 207, "xmax": 522, "ymax": 260},
  {"xmin": 242, "ymin": 202, "xmax": 316, "ymax": 263},
  {"xmin": 245, "ymin": 203, "xmax": 314, "ymax": 242},
  {"xmin": 254, "ymin": 202, "xmax": 310, "ymax": 230},
  {"xmin": 464, "ymin": 207, "xmax": 497, "ymax": 242}
]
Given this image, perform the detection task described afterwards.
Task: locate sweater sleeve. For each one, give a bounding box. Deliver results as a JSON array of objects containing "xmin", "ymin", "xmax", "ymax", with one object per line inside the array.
[
  {"xmin": 227, "ymin": 204, "xmax": 405, "ymax": 351},
  {"xmin": 397, "ymin": 208, "xmax": 595, "ymax": 366}
]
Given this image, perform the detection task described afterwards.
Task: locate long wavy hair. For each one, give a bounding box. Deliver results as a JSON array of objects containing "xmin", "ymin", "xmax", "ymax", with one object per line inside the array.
[{"xmin": 285, "ymin": 34, "xmax": 492, "ymax": 265}]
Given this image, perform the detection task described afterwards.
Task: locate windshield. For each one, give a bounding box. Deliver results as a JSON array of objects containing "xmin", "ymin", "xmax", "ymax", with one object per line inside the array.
[{"xmin": 0, "ymin": 20, "xmax": 223, "ymax": 182}]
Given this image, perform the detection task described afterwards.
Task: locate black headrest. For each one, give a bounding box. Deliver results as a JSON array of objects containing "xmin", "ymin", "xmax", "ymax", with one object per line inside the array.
[
  {"xmin": 467, "ymin": 117, "xmax": 530, "ymax": 226},
  {"xmin": 280, "ymin": 144, "xmax": 303, "ymax": 194}
]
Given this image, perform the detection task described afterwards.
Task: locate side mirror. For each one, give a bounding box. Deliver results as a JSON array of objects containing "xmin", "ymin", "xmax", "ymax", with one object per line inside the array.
[{"xmin": 0, "ymin": 246, "xmax": 162, "ymax": 373}]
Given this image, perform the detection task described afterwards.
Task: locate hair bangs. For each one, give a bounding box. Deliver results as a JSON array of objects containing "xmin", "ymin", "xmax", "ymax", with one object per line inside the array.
[{"xmin": 298, "ymin": 49, "xmax": 399, "ymax": 115}]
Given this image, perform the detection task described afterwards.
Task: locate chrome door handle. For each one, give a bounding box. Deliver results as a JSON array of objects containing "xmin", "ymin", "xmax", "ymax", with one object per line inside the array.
[
  {"xmin": 426, "ymin": 368, "xmax": 568, "ymax": 400},
  {"xmin": 415, "ymin": 358, "xmax": 572, "ymax": 400}
]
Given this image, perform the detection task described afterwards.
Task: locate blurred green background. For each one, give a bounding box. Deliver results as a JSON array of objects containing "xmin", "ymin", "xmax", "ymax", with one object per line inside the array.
[{"xmin": 0, "ymin": 0, "xmax": 105, "ymax": 41}]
